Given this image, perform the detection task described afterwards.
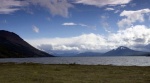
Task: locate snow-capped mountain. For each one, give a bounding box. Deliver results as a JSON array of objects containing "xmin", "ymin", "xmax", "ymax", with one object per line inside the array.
[{"xmin": 103, "ymin": 46, "xmax": 149, "ymax": 56}]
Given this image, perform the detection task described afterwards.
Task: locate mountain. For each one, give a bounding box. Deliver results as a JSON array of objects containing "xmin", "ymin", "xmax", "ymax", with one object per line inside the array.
[
  {"xmin": 103, "ymin": 46, "xmax": 149, "ymax": 56},
  {"xmin": 0, "ymin": 30, "xmax": 53, "ymax": 58},
  {"xmin": 53, "ymin": 53, "xmax": 77, "ymax": 57},
  {"xmin": 75, "ymin": 52, "xmax": 103, "ymax": 57}
]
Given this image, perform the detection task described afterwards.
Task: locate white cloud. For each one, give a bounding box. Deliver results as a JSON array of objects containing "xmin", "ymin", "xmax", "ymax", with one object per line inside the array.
[
  {"xmin": 0, "ymin": 0, "xmax": 73, "ymax": 17},
  {"xmin": 62, "ymin": 22, "xmax": 96, "ymax": 30},
  {"xmin": 114, "ymin": 10, "xmax": 120, "ymax": 13},
  {"xmin": 105, "ymin": 8, "xmax": 115, "ymax": 11},
  {"xmin": 101, "ymin": 22, "xmax": 111, "ymax": 33},
  {"xmin": 101, "ymin": 15, "xmax": 111, "ymax": 33},
  {"xmin": 79, "ymin": 23, "xmax": 88, "ymax": 27},
  {"xmin": 27, "ymin": 25, "xmax": 150, "ymax": 53},
  {"xmin": 101, "ymin": 15, "xmax": 109, "ymax": 19},
  {"xmin": 75, "ymin": 0, "xmax": 132, "ymax": 7},
  {"xmin": 121, "ymin": 5, "xmax": 126, "ymax": 8},
  {"xmin": 32, "ymin": 25, "xmax": 39, "ymax": 33},
  {"xmin": 62, "ymin": 22, "xmax": 77, "ymax": 26},
  {"xmin": 118, "ymin": 8, "xmax": 150, "ymax": 29},
  {"xmin": 0, "ymin": 0, "xmax": 27, "ymax": 14},
  {"xmin": 0, "ymin": 8, "xmax": 19, "ymax": 14},
  {"xmin": 0, "ymin": 0, "xmax": 131, "ymax": 17},
  {"xmin": 27, "ymin": 0, "xmax": 73, "ymax": 17},
  {"xmin": 108, "ymin": 25, "xmax": 150, "ymax": 48}
]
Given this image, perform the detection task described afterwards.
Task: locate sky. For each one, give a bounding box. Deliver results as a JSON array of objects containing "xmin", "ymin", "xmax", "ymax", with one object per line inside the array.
[{"xmin": 1, "ymin": 0, "xmax": 150, "ymax": 54}]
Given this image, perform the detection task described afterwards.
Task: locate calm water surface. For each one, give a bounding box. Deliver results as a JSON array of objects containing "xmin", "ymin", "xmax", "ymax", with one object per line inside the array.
[{"xmin": 0, "ymin": 56, "xmax": 150, "ymax": 66}]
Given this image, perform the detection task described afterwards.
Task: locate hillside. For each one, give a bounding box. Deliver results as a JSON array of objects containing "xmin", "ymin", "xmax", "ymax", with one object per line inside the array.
[{"xmin": 0, "ymin": 30, "xmax": 53, "ymax": 58}]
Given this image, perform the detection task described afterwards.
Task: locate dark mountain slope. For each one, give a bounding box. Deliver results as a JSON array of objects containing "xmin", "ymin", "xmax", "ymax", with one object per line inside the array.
[{"xmin": 0, "ymin": 30, "xmax": 53, "ymax": 58}]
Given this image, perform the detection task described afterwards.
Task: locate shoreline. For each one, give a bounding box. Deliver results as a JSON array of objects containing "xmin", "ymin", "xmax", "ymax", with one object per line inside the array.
[{"xmin": 0, "ymin": 62, "xmax": 150, "ymax": 67}]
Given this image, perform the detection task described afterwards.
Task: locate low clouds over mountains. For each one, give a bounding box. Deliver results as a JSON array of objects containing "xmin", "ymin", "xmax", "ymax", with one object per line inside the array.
[{"xmin": 27, "ymin": 25, "xmax": 150, "ymax": 53}]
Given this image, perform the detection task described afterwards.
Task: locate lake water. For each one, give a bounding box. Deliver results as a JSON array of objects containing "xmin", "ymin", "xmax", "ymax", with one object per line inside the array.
[{"xmin": 0, "ymin": 56, "xmax": 150, "ymax": 66}]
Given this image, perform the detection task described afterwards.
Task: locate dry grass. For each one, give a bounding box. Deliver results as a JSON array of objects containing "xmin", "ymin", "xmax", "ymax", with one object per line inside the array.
[{"xmin": 0, "ymin": 63, "xmax": 150, "ymax": 83}]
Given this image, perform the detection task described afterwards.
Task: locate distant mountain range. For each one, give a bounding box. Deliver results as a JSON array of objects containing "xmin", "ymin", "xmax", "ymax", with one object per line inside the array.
[
  {"xmin": 0, "ymin": 30, "xmax": 53, "ymax": 58},
  {"xmin": 74, "ymin": 46, "xmax": 150, "ymax": 57},
  {"xmin": 52, "ymin": 52, "xmax": 77, "ymax": 57},
  {"xmin": 75, "ymin": 52, "xmax": 103, "ymax": 57},
  {"xmin": 41, "ymin": 44, "xmax": 150, "ymax": 57},
  {"xmin": 103, "ymin": 46, "xmax": 150, "ymax": 56}
]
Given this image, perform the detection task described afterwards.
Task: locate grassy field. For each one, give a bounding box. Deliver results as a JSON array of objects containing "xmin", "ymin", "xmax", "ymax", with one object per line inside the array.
[{"xmin": 0, "ymin": 63, "xmax": 150, "ymax": 83}]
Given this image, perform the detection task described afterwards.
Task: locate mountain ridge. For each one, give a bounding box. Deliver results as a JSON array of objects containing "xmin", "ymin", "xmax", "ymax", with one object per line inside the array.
[
  {"xmin": 74, "ymin": 46, "xmax": 150, "ymax": 57},
  {"xmin": 0, "ymin": 30, "xmax": 54, "ymax": 58},
  {"xmin": 102, "ymin": 46, "xmax": 149, "ymax": 56},
  {"xmin": 75, "ymin": 52, "xmax": 103, "ymax": 57}
]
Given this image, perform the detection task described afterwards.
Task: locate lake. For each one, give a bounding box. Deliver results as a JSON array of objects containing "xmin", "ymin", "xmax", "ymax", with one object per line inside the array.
[{"xmin": 0, "ymin": 56, "xmax": 150, "ymax": 66}]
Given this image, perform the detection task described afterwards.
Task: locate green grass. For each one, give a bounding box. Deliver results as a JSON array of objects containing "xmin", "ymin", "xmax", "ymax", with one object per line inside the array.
[{"xmin": 0, "ymin": 63, "xmax": 150, "ymax": 83}]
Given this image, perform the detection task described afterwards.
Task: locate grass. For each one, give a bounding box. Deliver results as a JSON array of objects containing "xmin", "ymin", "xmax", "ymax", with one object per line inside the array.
[{"xmin": 0, "ymin": 63, "xmax": 150, "ymax": 83}]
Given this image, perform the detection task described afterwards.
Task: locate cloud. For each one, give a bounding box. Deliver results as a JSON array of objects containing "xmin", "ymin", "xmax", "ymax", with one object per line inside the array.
[
  {"xmin": 62, "ymin": 22, "xmax": 96, "ymax": 30},
  {"xmin": 114, "ymin": 10, "xmax": 120, "ymax": 13},
  {"xmin": 26, "ymin": 0, "xmax": 73, "ymax": 17},
  {"xmin": 121, "ymin": 5, "xmax": 126, "ymax": 8},
  {"xmin": 113, "ymin": 5, "xmax": 127, "ymax": 13},
  {"xmin": 62, "ymin": 22, "xmax": 77, "ymax": 26},
  {"xmin": 79, "ymin": 24, "xmax": 88, "ymax": 27},
  {"xmin": 0, "ymin": 0, "xmax": 131, "ymax": 17},
  {"xmin": 100, "ymin": 15, "xmax": 111, "ymax": 33},
  {"xmin": 27, "ymin": 25, "xmax": 150, "ymax": 53},
  {"xmin": 101, "ymin": 22, "xmax": 111, "ymax": 33},
  {"xmin": 32, "ymin": 25, "xmax": 39, "ymax": 33},
  {"xmin": 105, "ymin": 8, "xmax": 115, "ymax": 11},
  {"xmin": 118, "ymin": 8, "xmax": 150, "ymax": 29},
  {"xmin": 74, "ymin": 0, "xmax": 132, "ymax": 7},
  {"xmin": 0, "ymin": 0, "xmax": 27, "ymax": 14},
  {"xmin": 27, "ymin": 33, "xmax": 107, "ymax": 53},
  {"xmin": 0, "ymin": 0, "xmax": 73, "ymax": 17}
]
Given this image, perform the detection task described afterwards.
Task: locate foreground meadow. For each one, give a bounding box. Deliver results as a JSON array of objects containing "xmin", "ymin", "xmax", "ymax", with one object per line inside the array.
[{"xmin": 0, "ymin": 63, "xmax": 150, "ymax": 83}]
